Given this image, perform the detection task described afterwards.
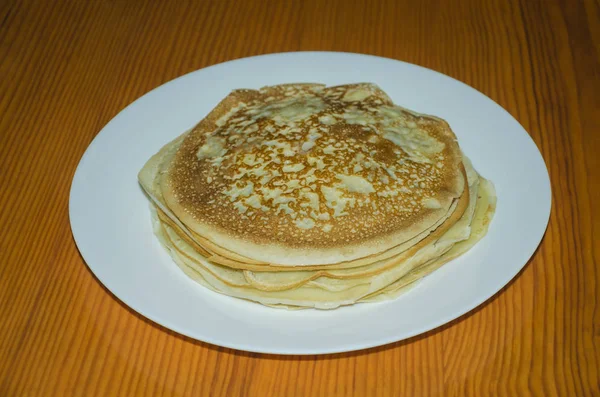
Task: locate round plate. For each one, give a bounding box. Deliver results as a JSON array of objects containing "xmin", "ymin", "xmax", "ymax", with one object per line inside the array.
[{"xmin": 69, "ymin": 52, "xmax": 551, "ymax": 355}]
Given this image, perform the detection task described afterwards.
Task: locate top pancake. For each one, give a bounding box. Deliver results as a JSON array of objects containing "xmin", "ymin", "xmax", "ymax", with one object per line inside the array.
[{"xmin": 159, "ymin": 83, "xmax": 465, "ymax": 265}]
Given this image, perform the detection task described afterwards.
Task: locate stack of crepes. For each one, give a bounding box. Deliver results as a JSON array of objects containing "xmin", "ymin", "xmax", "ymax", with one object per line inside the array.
[{"xmin": 138, "ymin": 83, "xmax": 496, "ymax": 309}]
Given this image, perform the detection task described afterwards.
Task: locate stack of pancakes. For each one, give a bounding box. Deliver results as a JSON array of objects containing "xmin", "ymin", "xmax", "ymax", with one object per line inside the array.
[{"xmin": 139, "ymin": 83, "xmax": 496, "ymax": 309}]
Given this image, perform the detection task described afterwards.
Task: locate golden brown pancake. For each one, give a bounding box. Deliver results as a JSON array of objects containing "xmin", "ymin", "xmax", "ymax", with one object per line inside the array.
[
  {"xmin": 138, "ymin": 83, "xmax": 496, "ymax": 309},
  {"xmin": 159, "ymin": 83, "xmax": 465, "ymax": 266}
]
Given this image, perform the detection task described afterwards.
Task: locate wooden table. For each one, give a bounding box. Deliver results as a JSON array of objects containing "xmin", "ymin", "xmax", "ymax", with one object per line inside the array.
[{"xmin": 1, "ymin": 0, "xmax": 598, "ymax": 395}]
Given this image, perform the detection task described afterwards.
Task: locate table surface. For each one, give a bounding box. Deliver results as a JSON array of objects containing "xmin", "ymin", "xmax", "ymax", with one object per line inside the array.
[{"xmin": 1, "ymin": 0, "xmax": 599, "ymax": 395}]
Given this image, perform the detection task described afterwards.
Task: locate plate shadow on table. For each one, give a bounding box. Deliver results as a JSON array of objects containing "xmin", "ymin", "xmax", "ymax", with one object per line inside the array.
[{"xmin": 74, "ymin": 236, "xmax": 543, "ymax": 361}]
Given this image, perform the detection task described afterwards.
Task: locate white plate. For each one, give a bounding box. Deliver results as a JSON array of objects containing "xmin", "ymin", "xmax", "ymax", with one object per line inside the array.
[{"xmin": 69, "ymin": 52, "xmax": 551, "ymax": 355}]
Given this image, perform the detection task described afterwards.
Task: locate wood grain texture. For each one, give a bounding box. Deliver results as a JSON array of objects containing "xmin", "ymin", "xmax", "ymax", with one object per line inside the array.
[{"xmin": 0, "ymin": 0, "xmax": 598, "ymax": 395}]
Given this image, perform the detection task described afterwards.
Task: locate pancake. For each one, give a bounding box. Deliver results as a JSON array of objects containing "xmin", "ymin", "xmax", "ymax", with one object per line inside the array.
[
  {"xmin": 158, "ymin": 83, "xmax": 466, "ymax": 266},
  {"xmin": 138, "ymin": 82, "xmax": 496, "ymax": 309}
]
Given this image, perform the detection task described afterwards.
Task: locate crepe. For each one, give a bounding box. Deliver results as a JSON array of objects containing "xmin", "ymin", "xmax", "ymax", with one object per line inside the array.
[{"xmin": 138, "ymin": 82, "xmax": 495, "ymax": 309}]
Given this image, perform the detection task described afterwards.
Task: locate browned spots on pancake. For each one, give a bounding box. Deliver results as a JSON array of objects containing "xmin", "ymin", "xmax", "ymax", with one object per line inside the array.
[{"xmin": 167, "ymin": 83, "xmax": 464, "ymax": 248}]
